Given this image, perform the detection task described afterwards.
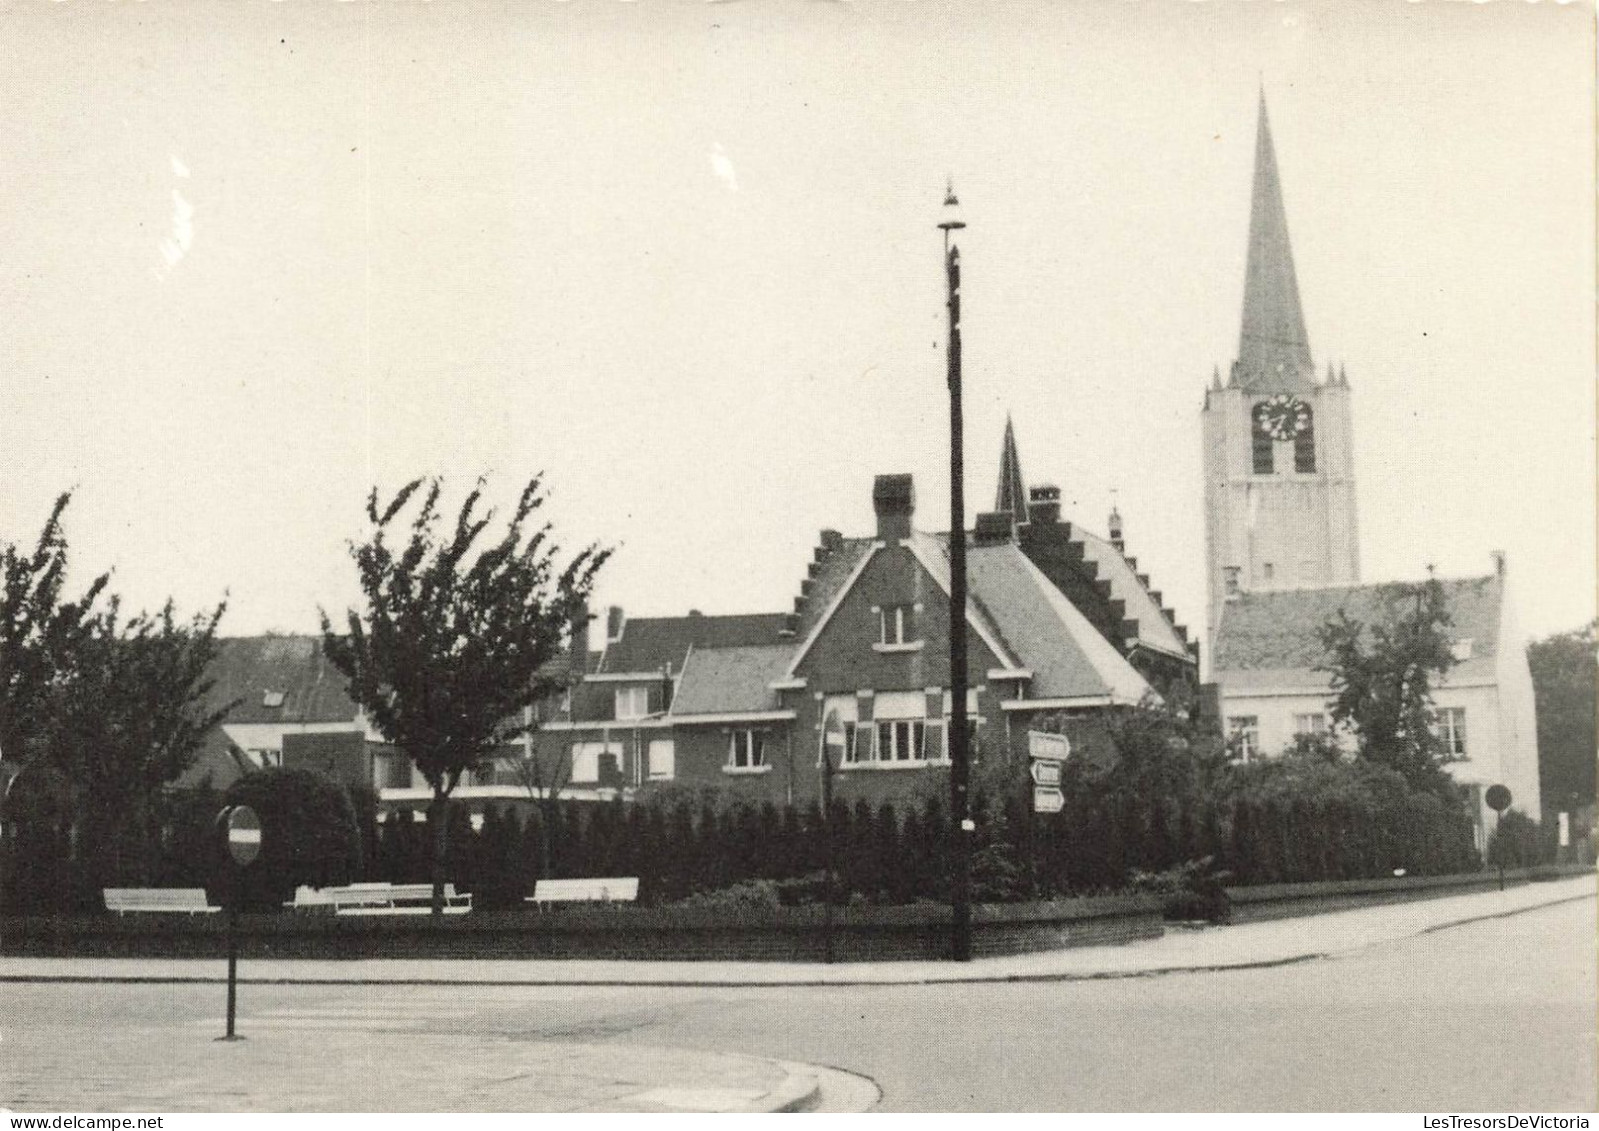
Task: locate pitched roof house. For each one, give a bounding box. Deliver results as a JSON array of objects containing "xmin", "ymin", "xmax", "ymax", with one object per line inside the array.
[
  {"xmin": 1211, "ymin": 560, "xmax": 1542, "ymax": 836},
  {"xmin": 529, "ymin": 441, "xmax": 1199, "ymax": 808}
]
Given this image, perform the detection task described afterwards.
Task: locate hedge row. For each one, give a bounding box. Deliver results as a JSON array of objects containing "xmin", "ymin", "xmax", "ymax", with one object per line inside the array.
[{"xmin": 2, "ymin": 768, "xmax": 1492, "ymax": 916}]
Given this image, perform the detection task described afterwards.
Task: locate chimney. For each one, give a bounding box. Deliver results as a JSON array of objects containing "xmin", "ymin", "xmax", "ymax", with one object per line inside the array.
[
  {"xmin": 1490, "ymin": 550, "xmax": 1506, "ymax": 579},
  {"xmin": 973, "ymin": 511, "xmax": 1014, "ymax": 547},
  {"xmin": 569, "ymin": 601, "xmax": 592, "ymax": 677},
  {"xmin": 1027, "ymin": 484, "xmax": 1061, "ymax": 526},
  {"xmin": 606, "ymin": 605, "xmax": 626, "ymax": 644},
  {"xmin": 1108, "ymin": 505, "xmax": 1124, "ymax": 552},
  {"xmin": 872, "ymin": 473, "xmax": 915, "ymax": 542}
]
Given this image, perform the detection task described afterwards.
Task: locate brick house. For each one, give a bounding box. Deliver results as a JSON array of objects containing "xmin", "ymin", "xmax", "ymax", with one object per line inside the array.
[{"xmin": 527, "ymin": 434, "xmax": 1199, "ymax": 809}]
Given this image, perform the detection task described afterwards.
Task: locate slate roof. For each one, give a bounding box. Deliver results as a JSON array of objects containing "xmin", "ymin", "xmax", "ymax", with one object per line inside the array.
[
  {"xmin": 1212, "ymin": 575, "xmax": 1501, "ymax": 687},
  {"xmin": 669, "ymin": 644, "xmax": 796, "ymax": 717},
  {"xmin": 795, "ymin": 537, "xmax": 875, "ymax": 640},
  {"xmin": 599, "ymin": 613, "xmax": 792, "ymax": 676},
  {"xmin": 964, "ymin": 542, "xmax": 1154, "ymax": 703},
  {"xmin": 1236, "ymin": 92, "xmax": 1315, "ymax": 393},
  {"xmin": 205, "ymin": 635, "xmax": 360, "ymax": 725},
  {"xmin": 1074, "ymin": 529, "xmax": 1191, "ymax": 659}
]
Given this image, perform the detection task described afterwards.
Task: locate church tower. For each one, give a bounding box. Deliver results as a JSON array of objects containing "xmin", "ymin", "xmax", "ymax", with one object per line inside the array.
[{"xmin": 1203, "ymin": 93, "xmax": 1360, "ymax": 653}]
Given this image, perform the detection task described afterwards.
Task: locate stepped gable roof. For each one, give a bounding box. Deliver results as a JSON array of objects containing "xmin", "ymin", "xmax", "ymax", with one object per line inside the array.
[
  {"xmin": 1212, "ymin": 576, "xmax": 1501, "ymax": 687},
  {"xmin": 206, "ymin": 635, "xmax": 360, "ymax": 725},
  {"xmin": 794, "ymin": 536, "xmax": 876, "ymax": 639},
  {"xmin": 962, "ymin": 541, "xmax": 1154, "ymax": 703},
  {"xmin": 599, "ymin": 612, "xmax": 791, "ymax": 676},
  {"xmin": 669, "ymin": 644, "xmax": 796, "ymax": 717},
  {"xmin": 1073, "ymin": 528, "xmax": 1191, "ymax": 659}
]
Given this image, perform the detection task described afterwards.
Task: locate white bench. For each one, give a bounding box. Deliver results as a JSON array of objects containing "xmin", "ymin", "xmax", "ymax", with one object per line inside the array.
[
  {"xmin": 103, "ymin": 888, "xmax": 220, "ymax": 916},
  {"xmin": 286, "ymin": 882, "xmax": 472, "ymax": 915},
  {"xmin": 526, "ymin": 877, "xmax": 640, "ymax": 907}
]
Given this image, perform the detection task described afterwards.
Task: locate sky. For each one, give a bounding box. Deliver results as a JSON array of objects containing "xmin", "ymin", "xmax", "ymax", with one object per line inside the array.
[{"xmin": 2, "ymin": 0, "xmax": 1593, "ymax": 661}]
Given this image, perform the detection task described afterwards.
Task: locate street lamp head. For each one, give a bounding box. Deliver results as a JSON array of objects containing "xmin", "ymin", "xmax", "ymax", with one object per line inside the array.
[{"xmin": 938, "ymin": 178, "xmax": 966, "ymax": 232}]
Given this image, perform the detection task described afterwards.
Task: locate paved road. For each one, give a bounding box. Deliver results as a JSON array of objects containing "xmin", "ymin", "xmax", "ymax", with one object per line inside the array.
[{"xmin": 3, "ymin": 899, "xmax": 1592, "ymax": 1111}]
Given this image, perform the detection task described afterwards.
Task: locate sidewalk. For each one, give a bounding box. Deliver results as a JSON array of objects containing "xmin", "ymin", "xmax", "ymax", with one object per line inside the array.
[{"xmin": 3, "ymin": 872, "xmax": 1590, "ymax": 988}]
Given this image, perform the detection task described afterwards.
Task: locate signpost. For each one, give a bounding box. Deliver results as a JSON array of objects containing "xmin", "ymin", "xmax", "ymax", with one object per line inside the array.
[
  {"xmin": 216, "ymin": 804, "xmax": 261, "ymax": 1041},
  {"xmin": 1028, "ymin": 731, "xmax": 1070, "ymax": 814},
  {"xmin": 1485, "ymin": 784, "xmax": 1512, "ymax": 892}
]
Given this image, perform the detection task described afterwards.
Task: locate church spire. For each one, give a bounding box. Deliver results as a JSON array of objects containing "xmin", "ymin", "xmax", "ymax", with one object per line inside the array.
[
  {"xmin": 994, "ymin": 414, "xmax": 1028, "ymax": 524},
  {"xmin": 1236, "ymin": 90, "xmax": 1314, "ymax": 393}
]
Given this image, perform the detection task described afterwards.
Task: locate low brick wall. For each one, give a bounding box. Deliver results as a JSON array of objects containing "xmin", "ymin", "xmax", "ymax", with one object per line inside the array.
[
  {"xmin": 1223, "ymin": 863, "xmax": 1594, "ymax": 925},
  {"xmin": 0, "ymin": 894, "xmax": 1163, "ymax": 963}
]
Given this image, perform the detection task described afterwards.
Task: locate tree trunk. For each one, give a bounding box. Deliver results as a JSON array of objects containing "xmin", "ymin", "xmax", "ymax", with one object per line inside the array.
[{"xmin": 429, "ymin": 789, "xmax": 449, "ymax": 918}]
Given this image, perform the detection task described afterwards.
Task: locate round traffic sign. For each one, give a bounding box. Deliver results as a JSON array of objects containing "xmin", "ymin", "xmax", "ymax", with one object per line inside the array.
[
  {"xmin": 225, "ymin": 805, "xmax": 262, "ymax": 866},
  {"xmin": 1485, "ymin": 784, "xmax": 1512, "ymax": 813}
]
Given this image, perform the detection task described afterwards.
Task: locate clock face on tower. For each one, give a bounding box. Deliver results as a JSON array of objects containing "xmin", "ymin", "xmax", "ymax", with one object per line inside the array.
[{"xmin": 1256, "ymin": 394, "xmax": 1311, "ymax": 442}]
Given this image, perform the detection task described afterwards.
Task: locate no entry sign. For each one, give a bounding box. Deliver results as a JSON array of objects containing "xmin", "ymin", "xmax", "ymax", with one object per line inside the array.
[{"xmin": 225, "ymin": 805, "xmax": 262, "ymax": 866}]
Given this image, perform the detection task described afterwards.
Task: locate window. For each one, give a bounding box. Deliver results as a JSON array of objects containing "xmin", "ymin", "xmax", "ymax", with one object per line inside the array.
[
  {"xmin": 1227, "ymin": 716, "xmax": 1260, "ymax": 762},
  {"xmin": 1252, "ymin": 405, "xmax": 1275, "ymax": 474},
  {"xmin": 261, "ymin": 690, "xmax": 285, "ymax": 709},
  {"xmin": 647, "ymin": 739, "xmax": 675, "ymax": 781},
  {"xmin": 570, "ymin": 741, "xmax": 622, "ymax": 783},
  {"xmin": 1434, "ymin": 707, "xmax": 1467, "ymax": 757},
  {"xmin": 728, "ymin": 729, "xmax": 766, "ymax": 769},
  {"xmin": 253, "ymin": 748, "xmax": 282, "ymax": 770},
  {"xmin": 1294, "ymin": 412, "xmax": 1316, "ymax": 473},
  {"xmin": 614, "ymin": 685, "xmax": 650, "ymax": 720},
  {"xmin": 1262, "ymin": 562, "xmax": 1275, "ymax": 583},
  {"xmin": 1293, "ymin": 713, "xmax": 1328, "ymax": 737},
  {"xmin": 875, "ymin": 719, "xmax": 928, "ymax": 762},
  {"xmin": 1223, "ymin": 566, "xmax": 1242, "ymax": 598},
  {"xmin": 875, "ymin": 604, "xmax": 920, "ymax": 650}
]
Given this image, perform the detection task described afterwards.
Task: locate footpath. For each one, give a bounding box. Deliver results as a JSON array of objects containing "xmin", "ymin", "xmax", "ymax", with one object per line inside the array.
[{"xmin": 1, "ymin": 875, "xmax": 1589, "ymax": 1113}]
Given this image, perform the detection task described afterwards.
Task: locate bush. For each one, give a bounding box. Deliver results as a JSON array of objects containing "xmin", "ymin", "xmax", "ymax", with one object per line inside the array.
[
  {"xmin": 1129, "ymin": 856, "xmax": 1231, "ymax": 923},
  {"xmin": 221, "ymin": 768, "xmax": 363, "ymax": 912},
  {"xmin": 672, "ymin": 878, "xmax": 782, "ymax": 913}
]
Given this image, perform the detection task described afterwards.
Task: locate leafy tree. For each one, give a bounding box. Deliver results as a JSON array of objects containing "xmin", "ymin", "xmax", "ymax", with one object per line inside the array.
[
  {"xmin": 47, "ymin": 598, "xmax": 228, "ymax": 895},
  {"xmin": 1526, "ymin": 623, "xmax": 1597, "ymax": 813},
  {"xmin": 1318, "ymin": 578, "xmax": 1457, "ymax": 794},
  {"xmin": 0, "ymin": 493, "xmax": 108, "ymax": 774},
  {"xmin": 323, "ymin": 476, "xmax": 608, "ymax": 915},
  {"xmin": 1, "ymin": 495, "xmax": 226, "ymax": 903}
]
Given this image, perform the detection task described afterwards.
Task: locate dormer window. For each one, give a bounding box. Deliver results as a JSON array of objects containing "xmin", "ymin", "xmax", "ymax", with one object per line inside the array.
[{"xmin": 614, "ymin": 685, "xmax": 650, "ymax": 720}]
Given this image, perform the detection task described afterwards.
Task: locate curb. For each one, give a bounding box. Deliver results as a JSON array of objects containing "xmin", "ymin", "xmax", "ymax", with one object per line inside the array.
[{"xmin": 1, "ymin": 881, "xmax": 1587, "ymax": 990}]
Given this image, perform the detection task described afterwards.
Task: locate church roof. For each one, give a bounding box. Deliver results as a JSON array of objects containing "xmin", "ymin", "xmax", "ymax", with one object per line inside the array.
[
  {"xmin": 995, "ymin": 415, "xmax": 1028, "ymax": 524},
  {"xmin": 1212, "ymin": 576, "xmax": 1502, "ymax": 688},
  {"xmin": 1236, "ymin": 92, "xmax": 1315, "ymax": 394}
]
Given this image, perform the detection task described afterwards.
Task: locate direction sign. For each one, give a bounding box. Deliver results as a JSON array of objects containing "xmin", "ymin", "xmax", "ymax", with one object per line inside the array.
[
  {"xmin": 1027, "ymin": 730, "xmax": 1071, "ymax": 762},
  {"xmin": 1033, "ymin": 786, "xmax": 1064, "ymax": 815},
  {"xmin": 226, "ymin": 805, "xmax": 262, "ymax": 867},
  {"xmin": 1030, "ymin": 760, "xmax": 1062, "ymax": 788}
]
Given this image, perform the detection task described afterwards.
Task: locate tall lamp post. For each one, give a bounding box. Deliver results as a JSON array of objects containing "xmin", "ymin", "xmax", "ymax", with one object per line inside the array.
[{"xmin": 939, "ymin": 183, "xmax": 973, "ymax": 962}]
